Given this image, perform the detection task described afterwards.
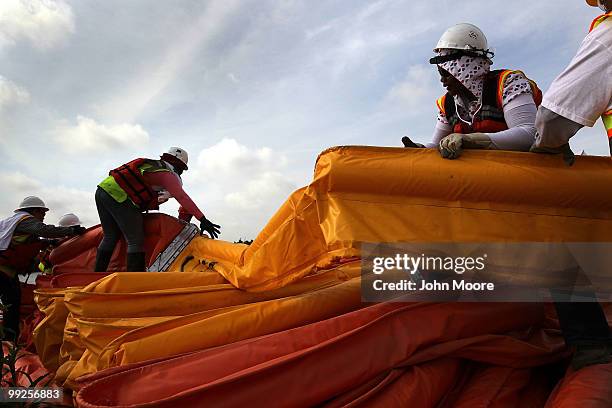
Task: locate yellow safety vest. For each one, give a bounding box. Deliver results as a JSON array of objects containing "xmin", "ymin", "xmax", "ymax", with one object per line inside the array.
[{"xmin": 99, "ymin": 160, "xmax": 172, "ymax": 204}]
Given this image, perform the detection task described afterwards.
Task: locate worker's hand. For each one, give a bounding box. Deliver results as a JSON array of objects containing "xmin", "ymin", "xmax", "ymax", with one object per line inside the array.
[
  {"xmin": 46, "ymin": 238, "xmax": 61, "ymax": 247},
  {"xmin": 157, "ymin": 189, "xmax": 171, "ymax": 204},
  {"xmin": 439, "ymin": 133, "xmax": 464, "ymax": 159},
  {"xmin": 530, "ymin": 143, "xmax": 575, "ymax": 166},
  {"xmin": 199, "ymin": 216, "xmax": 221, "ymax": 239},
  {"xmin": 70, "ymin": 226, "xmax": 87, "ymax": 235},
  {"xmin": 439, "ymin": 133, "xmax": 493, "ymax": 159},
  {"xmin": 401, "ymin": 136, "xmax": 425, "ymax": 148}
]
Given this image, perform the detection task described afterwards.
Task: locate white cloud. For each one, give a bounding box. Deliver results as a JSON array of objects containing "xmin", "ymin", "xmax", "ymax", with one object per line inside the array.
[
  {"xmin": 0, "ymin": 0, "xmax": 75, "ymax": 50},
  {"xmin": 92, "ymin": 0, "xmax": 242, "ymax": 124},
  {"xmin": 54, "ymin": 115, "xmax": 150, "ymax": 153},
  {"xmin": 302, "ymin": 2, "xmax": 435, "ymax": 79},
  {"xmin": 194, "ymin": 138, "xmax": 286, "ymax": 178},
  {"xmin": 180, "ymin": 138, "xmax": 297, "ymax": 241},
  {"xmin": 0, "ymin": 171, "xmax": 96, "ymax": 227},
  {"xmin": 1, "ymin": 0, "xmax": 608, "ymax": 242},
  {"xmin": 225, "ymin": 171, "xmax": 296, "ymax": 210},
  {"xmin": 0, "ymin": 76, "xmax": 30, "ymax": 110},
  {"xmin": 0, "ymin": 170, "xmax": 41, "ymax": 194},
  {"xmin": 386, "ymin": 64, "xmax": 438, "ymax": 111}
]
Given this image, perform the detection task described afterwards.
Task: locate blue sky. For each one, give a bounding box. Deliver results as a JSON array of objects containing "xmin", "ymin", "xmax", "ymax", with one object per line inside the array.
[{"xmin": 0, "ymin": 0, "xmax": 608, "ymax": 241}]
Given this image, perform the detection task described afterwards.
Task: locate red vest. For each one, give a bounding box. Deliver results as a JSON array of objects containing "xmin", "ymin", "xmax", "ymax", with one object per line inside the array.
[
  {"xmin": 109, "ymin": 158, "xmax": 170, "ymax": 211},
  {"xmin": 436, "ymin": 69, "xmax": 542, "ymax": 134}
]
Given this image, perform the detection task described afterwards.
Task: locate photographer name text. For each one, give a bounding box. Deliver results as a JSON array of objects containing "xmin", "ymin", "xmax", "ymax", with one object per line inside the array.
[{"xmin": 372, "ymin": 279, "xmax": 495, "ymax": 292}]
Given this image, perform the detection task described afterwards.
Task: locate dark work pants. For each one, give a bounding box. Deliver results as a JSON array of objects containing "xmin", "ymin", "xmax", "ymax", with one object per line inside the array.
[
  {"xmin": 0, "ymin": 273, "xmax": 21, "ymax": 341},
  {"xmin": 553, "ymin": 299, "xmax": 611, "ymax": 346},
  {"xmin": 95, "ymin": 187, "xmax": 145, "ymax": 254},
  {"xmin": 549, "ymin": 257, "xmax": 611, "ymax": 346}
]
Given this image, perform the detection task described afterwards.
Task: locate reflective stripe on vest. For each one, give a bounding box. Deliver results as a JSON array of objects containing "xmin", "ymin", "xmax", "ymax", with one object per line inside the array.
[
  {"xmin": 496, "ymin": 70, "xmax": 542, "ymax": 108},
  {"xmin": 603, "ymin": 110, "xmax": 612, "ymax": 139},
  {"xmin": 589, "ymin": 11, "xmax": 612, "ymax": 33},
  {"xmin": 436, "ymin": 95, "xmax": 447, "ymax": 115}
]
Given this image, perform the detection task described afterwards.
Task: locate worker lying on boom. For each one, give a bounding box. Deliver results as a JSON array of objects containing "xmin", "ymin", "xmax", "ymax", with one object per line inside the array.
[
  {"xmin": 405, "ymin": 23, "xmax": 541, "ymax": 159},
  {"xmin": 0, "ymin": 196, "xmax": 84, "ymax": 340},
  {"xmin": 530, "ymin": 0, "xmax": 612, "ymax": 369},
  {"xmin": 94, "ymin": 147, "xmax": 220, "ymax": 272}
]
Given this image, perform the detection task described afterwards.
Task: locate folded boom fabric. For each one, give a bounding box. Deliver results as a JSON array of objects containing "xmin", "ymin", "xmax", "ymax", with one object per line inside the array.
[{"xmin": 27, "ymin": 147, "xmax": 612, "ymax": 406}]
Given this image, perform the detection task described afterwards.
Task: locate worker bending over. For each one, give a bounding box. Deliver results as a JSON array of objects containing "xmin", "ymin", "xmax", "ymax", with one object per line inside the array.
[{"xmin": 94, "ymin": 147, "xmax": 220, "ymax": 272}]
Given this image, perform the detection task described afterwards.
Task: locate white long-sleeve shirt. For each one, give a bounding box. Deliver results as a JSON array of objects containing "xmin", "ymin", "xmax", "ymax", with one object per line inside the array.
[{"xmin": 534, "ymin": 17, "xmax": 612, "ymax": 148}]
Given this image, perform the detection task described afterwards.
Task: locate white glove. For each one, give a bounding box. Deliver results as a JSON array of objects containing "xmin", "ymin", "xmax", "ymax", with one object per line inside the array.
[
  {"xmin": 439, "ymin": 133, "xmax": 492, "ymax": 159},
  {"xmin": 157, "ymin": 189, "xmax": 171, "ymax": 204}
]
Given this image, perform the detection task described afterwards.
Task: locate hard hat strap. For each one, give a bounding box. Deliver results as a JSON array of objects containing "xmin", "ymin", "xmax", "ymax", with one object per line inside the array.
[{"xmin": 429, "ymin": 49, "xmax": 494, "ymax": 65}]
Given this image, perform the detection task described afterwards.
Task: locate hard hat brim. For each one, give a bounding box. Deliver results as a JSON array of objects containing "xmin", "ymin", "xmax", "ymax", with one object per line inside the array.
[{"xmin": 15, "ymin": 206, "xmax": 49, "ymax": 212}]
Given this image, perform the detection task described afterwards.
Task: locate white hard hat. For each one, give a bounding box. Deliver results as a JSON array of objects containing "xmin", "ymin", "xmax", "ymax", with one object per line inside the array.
[
  {"xmin": 58, "ymin": 213, "xmax": 81, "ymax": 227},
  {"xmin": 162, "ymin": 147, "xmax": 189, "ymax": 170},
  {"xmin": 434, "ymin": 23, "xmax": 490, "ymax": 55},
  {"xmin": 16, "ymin": 196, "xmax": 48, "ymax": 211}
]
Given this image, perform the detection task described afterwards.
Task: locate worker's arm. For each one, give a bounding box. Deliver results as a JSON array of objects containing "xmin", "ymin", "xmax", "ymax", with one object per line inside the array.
[
  {"xmin": 533, "ymin": 25, "xmax": 611, "ymax": 148},
  {"xmin": 144, "ymin": 171, "xmax": 205, "ymax": 220},
  {"xmin": 439, "ymin": 70, "xmax": 539, "ymax": 152},
  {"xmin": 15, "ymin": 218, "xmax": 76, "ymax": 238},
  {"xmin": 428, "ymin": 113, "xmax": 452, "ymax": 148},
  {"xmin": 533, "ymin": 106, "xmax": 583, "ymax": 148},
  {"xmin": 486, "ymin": 93, "xmax": 537, "ymax": 151},
  {"xmin": 438, "ymin": 95, "xmax": 538, "ymax": 159},
  {"xmin": 177, "ymin": 206, "xmax": 193, "ymax": 222},
  {"xmin": 458, "ymin": 75, "xmax": 538, "ymax": 152}
]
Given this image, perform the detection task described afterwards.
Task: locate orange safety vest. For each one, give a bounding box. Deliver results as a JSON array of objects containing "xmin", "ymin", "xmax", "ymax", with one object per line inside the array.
[
  {"xmin": 436, "ymin": 69, "xmax": 542, "ymax": 134},
  {"xmin": 589, "ymin": 12, "xmax": 612, "ymax": 152},
  {"xmin": 0, "ymin": 216, "xmax": 45, "ymax": 278}
]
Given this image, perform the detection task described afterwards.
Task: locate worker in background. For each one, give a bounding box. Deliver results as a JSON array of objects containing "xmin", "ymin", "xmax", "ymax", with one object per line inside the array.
[
  {"xmin": 94, "ymin": 147, "xmax": 220, "ymax": 272},
  {"xmin": 37, "ymin": 213, "xmax": 85, "ymax": 274},
  {"xmin": 0, "ymin": 196, "xmax": 84, "ymax": 341},
  {"xmin": 530, "ymin": 0, "xmax": 612, "ymax": 369},
  {"xmin": 58, "ymin": 213, "xmax": 82, "ymax": 228},
  {"xmin": 402, "ymin": 23, "xmax": 541, "ymax": 158}
]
